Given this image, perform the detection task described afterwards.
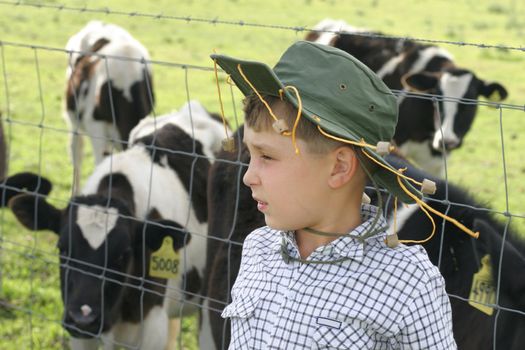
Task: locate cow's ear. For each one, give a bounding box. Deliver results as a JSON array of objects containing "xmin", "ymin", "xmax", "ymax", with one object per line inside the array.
[
  {"xmin": 137, "ymin": 219, "xmax": 190, "ymax": 252},
  {"xmin": 473, "ymin": 218, "xmax": 525, "ymax": 284},
  {"xmin": 479, "ymin": 81, "xmax": 508, "ymax": 102},
  {"xmin": 402, "ymin": 72, "xmax": 439, "ymax": 92},
  {"xmin": 8, "ymin": 194, "xmax": 61, "ymax": 234},
  {"xmin": 472, "ymin": 218, "xmax": 495, "ymax": 254},
  {"xmin": 0, "ymin": 172, "xmax": 52, "ymax": 207}
]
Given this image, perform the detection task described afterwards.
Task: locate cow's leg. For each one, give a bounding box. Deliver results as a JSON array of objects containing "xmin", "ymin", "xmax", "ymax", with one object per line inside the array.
[
  {"xmin": 165, "ymin": 318, "xmax": 181, "ymax": 350},
  {"xmin": 137, "ymin": 305, "xmax": 168, "ymax": 350},
  {"xmin": 69, "ymin": 337, "xmax": 99, "ymax": 350},
  {"xmin": 199, "ymin": 301, "xmax": 217, "ymax": 350},
  {"xmin": 69, "ymin": 131, "xmax": 84, "ymax": 195},
  {"xmin": 86, "ymin": 122, "xmax": 110, "ymax": 165},
  {"xmin": 108, "ymin": 127, "xmax": 124, "ymax": 153}
]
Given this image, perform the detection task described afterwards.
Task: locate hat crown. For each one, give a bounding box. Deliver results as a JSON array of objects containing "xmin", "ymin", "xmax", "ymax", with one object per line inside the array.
[{"xmin": 273, "ymin": 41, "xmax": 398, "ymax": 145}]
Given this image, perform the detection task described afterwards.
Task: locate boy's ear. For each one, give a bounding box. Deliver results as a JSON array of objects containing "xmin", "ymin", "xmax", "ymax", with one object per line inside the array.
[{"xmin": 328, "ymin": 147, "xmax": 358, "ymax": 189}]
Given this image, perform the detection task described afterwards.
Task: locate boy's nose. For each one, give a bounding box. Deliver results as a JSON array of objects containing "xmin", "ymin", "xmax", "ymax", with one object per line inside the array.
[{"xmin": 242, "ymin": 162, "xmax": 258, "ymax": 187}]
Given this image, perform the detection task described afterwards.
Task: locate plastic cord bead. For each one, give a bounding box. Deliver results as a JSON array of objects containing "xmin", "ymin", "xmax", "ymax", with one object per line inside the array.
[
  {"xmin": 421, "ymin": 178, "xmax": 437, "ymax": 195},
  {"xmin": 376, "ymin": 141, "xmax": 391, "ymax": 156},
  {"xmin": 221, "ymin": 137, "xmax": 235, "ymax": 152}
]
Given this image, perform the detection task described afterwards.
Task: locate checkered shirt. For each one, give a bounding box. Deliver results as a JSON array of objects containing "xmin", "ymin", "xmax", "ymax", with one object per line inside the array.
[{"xmin": 222, "ymin": 204, "xmax": 456, "ymax": 349}]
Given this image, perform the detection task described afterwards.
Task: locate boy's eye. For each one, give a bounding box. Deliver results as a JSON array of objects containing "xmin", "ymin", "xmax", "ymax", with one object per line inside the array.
[{"xmin": 261, "ymin": 154, "xmax": 273, "ymax": 161}]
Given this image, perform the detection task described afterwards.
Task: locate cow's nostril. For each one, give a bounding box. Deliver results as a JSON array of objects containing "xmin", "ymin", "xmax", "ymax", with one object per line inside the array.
[
  {"xmin": 433, "ymin": 137, "xmax": 460, "ymax": 152},
  {"xmin": 81, "ymin": 304, "xmax": 92, "ymax": 317},
  {"xmin": 443, "ymin": 140, "xmax": 460, "ymax": 151},
  {"xmin": 68, "ymin": 307, "xmax": 97, "ymax": 326}
]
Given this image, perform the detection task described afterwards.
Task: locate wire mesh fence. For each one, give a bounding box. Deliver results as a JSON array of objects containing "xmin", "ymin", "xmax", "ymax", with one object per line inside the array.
[{"xmin": 0, "ymin": 1, "xmax": 524, "ymax": 349}]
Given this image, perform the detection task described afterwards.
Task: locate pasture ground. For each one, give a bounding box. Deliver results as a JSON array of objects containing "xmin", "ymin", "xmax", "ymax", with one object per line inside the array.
[{"xmin": 0, "ymin": 0, "xmax": 524, "ymax": 348}]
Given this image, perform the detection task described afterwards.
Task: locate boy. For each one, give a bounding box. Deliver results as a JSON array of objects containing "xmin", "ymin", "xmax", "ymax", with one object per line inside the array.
[{"xmin": 211, "ymin": 41, "xmax": 456, "ymax": 349}]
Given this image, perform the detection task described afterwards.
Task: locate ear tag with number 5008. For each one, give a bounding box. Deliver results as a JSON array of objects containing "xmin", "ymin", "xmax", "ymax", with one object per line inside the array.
[{"xmin": 149, "ymin": 236, "xmax": 180, "ymax": 279}]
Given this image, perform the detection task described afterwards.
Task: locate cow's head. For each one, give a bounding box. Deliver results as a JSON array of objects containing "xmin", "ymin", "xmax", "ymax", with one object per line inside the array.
[
  {"xmin": 403, "ymin": 68, "xmax": 507, "ymax": 152},
  {"xmin": 65, "ymin": 38, "xmax": 109, "ymax": 117},
  {"xmin": 9, "ymin": 193, "xmax": 189, "ymax": 338}
]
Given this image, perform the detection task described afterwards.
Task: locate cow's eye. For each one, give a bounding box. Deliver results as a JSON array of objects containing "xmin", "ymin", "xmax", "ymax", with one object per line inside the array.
[
  {"xmin": 116, "ymin": 255, "xmax": 125, "ymax": 265},
  {"xmin": 116, "ymin": 248, "xmax": 131, "ymax": 265}
]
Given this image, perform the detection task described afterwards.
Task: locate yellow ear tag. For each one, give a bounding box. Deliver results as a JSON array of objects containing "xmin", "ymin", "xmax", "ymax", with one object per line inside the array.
[
  {"xmin": 468, "ymin": 254, "xmax": 496, "ymax": 315},
  {"xmin": 149, "ymin": 236, "xmax": 180, "ymax": 279}
]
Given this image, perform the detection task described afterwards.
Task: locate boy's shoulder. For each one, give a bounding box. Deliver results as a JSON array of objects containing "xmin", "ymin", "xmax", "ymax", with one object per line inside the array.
[
  {"xmin": 243, "ymin": 226, "xmax": 280, "ymax": 252},
  {"xmin": 367, "ymin": 239, "xmax": 443, "ymax": 285}
]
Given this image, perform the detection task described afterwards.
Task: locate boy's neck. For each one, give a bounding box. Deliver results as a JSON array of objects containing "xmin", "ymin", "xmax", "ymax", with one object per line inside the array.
[{"xmin": 295, "ymin": 210, "xmax": 363, "ymax": 259}]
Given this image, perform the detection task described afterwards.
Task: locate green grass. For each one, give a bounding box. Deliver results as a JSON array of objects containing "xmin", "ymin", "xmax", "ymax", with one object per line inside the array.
[{"xmin": 0, "ymin": 0, "xmax": 524, "ymax": 348}]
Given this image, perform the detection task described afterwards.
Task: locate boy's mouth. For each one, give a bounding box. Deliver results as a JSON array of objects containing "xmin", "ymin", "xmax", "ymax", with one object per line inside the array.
[{"xmin": 254, "ymin": 198, "xmax": 268, "ymax": 211}]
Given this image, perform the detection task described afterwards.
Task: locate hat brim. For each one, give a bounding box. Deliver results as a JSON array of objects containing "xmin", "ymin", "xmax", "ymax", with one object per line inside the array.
[{"xmin": 211, "ymin": 54, "xmax": 422, "ymax": 204}]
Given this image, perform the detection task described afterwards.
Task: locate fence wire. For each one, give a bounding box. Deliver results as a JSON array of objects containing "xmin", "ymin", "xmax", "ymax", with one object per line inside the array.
[
  {"xmin": 0, "ymin": 0, "xmax": 525, "ymax": 52},
  {"xmin": 0, "ymin": 5, "xmax": 524, "ymax": 350}
]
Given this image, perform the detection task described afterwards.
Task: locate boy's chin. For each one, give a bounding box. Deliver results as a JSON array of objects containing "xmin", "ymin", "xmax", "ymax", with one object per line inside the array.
[{"xmin": 265, "ymin": 219, "xmax": 298, "ymax": 232}]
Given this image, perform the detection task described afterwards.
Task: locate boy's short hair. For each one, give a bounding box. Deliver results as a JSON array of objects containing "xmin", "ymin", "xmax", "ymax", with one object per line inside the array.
[{"xmin": 243, "ymin": 94, "xmax": 344, "ymax": 154}]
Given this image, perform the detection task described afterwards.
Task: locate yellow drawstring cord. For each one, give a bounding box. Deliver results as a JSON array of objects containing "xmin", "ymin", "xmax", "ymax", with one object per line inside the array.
[
  {"xmin": 316, "ymin": 126, "xmax": 397, "ymax": 154},
  {"xmin": 212, "ymin": 58, "xmax": 231, "ymax": 140},
  {"xmin": 282, "ymin": 86, "xmax": 302, "ymax": 154},
  {"xmin": 397, "ymin": 174, "xmax": 479, "ymax": 239},
  {"xmin": 393, "ymin": 196, "xmax": 398, "ymax": 235},
  {"xmin": 363, "ymin": 144, "xmax": 478, "ymax": 239},
  {"xmin": 221, "ymin": 60, "xmax": 479, "ymax": 243},
  {"xmin": 391, "ymin": 195, "xmax": 437, "ymax": 245},
  {"xmin": 317, "ymin": 125, "xmax": 425, "ymax": 187},
  {"xmin": 358, "ymin": 147, "xmax": 423, "ymax": 187},
  {"xmin": 236, "ymin": 64, "xmax": 291, "ymax": 134},
  {"xmin": 317, "ymin": 124, "xmax": 479, "ymax": 240},
  {"xmin": 237, "ymin": 64, "xmax": 303, "ymax": 154}
]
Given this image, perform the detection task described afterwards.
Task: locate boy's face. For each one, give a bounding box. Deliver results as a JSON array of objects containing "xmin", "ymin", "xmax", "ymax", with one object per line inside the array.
[{"xmin": 243, "ymin": 124, "xmax": 334, "ymax": 231}]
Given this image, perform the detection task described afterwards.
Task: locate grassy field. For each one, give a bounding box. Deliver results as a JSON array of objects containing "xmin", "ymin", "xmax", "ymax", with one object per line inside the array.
[{"xmin": 0, "ymin": 0, "xmax": 524, "ymax": 348}]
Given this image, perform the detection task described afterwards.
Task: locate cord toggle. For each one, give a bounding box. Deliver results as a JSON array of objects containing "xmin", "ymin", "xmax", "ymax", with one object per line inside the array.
[
  {"xmin": 221, "ymin": 137, "xmax": 236, "ymax": 152},
  {"xmin": 376, "ymin": 141, "xmax": 391, "ymax": 156},
  {"xmin": 421, "ymin": 178, "xmax": 437, "ymax": 195},
  {"xmin": 385, "ymin": 232, "xmax": 400, "ymax": 248}
]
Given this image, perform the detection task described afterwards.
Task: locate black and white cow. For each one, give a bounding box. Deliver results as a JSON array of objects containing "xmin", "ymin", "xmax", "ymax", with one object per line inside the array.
[
  {"xmin": 306, "ymin": 19, "xmax": 508, "ymax": 175},
  {"xmin": 9, "ymin": 100, "xmax": 226, "ymax": 349},
  {"xmin": 199, "ymin": 126, "xmax": 264, "ymax": 350},
  {"xmin": 65, "ymin": 21, "xmax": 154, "ymax": 192},
  {"xmin": 201, "ymin": 126, "xmax": 525, "ymax": 350},
  {"xmin": 126, "ymin": 100, "xmax": 228, "ymax": 321},
  {"xmin": 377, "ymin": 154, "xmax": 525, "ymax": 350},
  {"xmin": 10, "ymin": 192, "xmax": 188, "ymax": 350}
]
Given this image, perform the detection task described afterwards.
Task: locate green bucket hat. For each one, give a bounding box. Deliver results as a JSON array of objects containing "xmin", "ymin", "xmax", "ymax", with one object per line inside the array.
[{"xmin": 211, "ymin": 40, "xmax": 422, "ymax": 204}]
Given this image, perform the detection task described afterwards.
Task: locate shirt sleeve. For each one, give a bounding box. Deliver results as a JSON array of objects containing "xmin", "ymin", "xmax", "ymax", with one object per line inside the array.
[
  {"xmin": 397, "ymin": 273, "xmax": 457, "ymax": 349},
  {"xmin": 222, "ymin": 230, "xmax": 255, "ymax": 315},
  {"xmin": 222, "ymin": 232, "xmax": 258, "ymax": 350},
  {"xmin": 231, "ymin": 233, "xmax": 255, "ymax": 299}
]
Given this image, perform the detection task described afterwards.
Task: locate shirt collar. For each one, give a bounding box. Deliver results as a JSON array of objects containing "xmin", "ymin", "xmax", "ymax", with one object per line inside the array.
[
  {"xmin": 271, "ymin": 204, "xmax": 388, "ymax": 262},
  {"xmin": 331, "ymin": 204, "xmax": 388, "ymax": 260}
]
